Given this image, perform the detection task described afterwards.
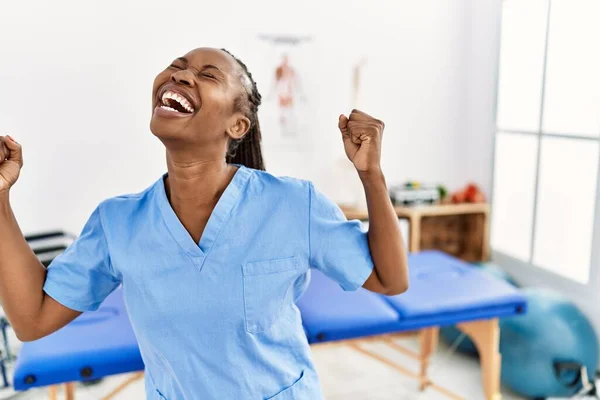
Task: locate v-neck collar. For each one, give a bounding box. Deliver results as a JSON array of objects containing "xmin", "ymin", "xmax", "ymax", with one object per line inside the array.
[{"xmin": 155, "ymin": 164, "xmax": 253, "ymax": 270}]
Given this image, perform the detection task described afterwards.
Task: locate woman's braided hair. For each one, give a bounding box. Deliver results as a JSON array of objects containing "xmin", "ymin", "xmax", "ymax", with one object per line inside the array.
[{"xmin": 221, "ymin": 49, "xmax": 265, "ymax": 171}]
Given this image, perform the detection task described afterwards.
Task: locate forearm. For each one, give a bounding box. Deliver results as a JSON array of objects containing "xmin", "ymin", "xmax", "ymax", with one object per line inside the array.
[
  {"xmin": 0, "ymin": 191, "xmax": 48, "ymax": 337},
  {"xmin": 360, "ymin": 169, "xmax": 409, "ymax": 294}
]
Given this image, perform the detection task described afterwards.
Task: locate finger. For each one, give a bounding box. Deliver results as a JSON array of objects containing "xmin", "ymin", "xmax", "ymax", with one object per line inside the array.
[
  {"xmin": 347, "ymin": 122, "xmax": 384, "ymax": 141},
  {"xmin": 350, "ymin": 130, "xmax": 362, "ymax": 145},
  {"xmin": 0, "ymin": 138, "xmax": 8, "ymax": 161},
  {"xmin": 338, "ymin": 114, "xmax": 350, "ymax": 140},
  {"xmin": 348, "ymin": 124, "xmax": 381, "ymax": 143},
  {"xmin": 346, "ymin": 121, "xmax": 382, "ymax": 131},
  {"xmin": 347, "ymin": 120, "xmax": 380, "ymax": 126},
  {"xmin": 349, "ymin": 111, "xmax": 385, "ymax": 131},
  {"xmin": 3, "ymin": 136, "xmax": 23, "ymax": 166},
  {"xmin": 349, "ymin": 109, "xmax": 374, "ymax": 121},
  {"xmin": 338, "ymin": 114, "xmax": 349, "ymax": 134}
]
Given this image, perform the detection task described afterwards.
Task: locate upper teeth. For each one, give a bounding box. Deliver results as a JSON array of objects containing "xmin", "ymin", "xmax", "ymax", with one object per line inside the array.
[{"xmin": 161, "ymin": 90, "xmax": 194, "ymax": 113}]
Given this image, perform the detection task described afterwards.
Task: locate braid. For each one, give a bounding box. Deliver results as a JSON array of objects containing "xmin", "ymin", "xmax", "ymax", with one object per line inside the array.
[{"xmin": 221, "ymin": 49, "xmax": 265, "ymax": 171}]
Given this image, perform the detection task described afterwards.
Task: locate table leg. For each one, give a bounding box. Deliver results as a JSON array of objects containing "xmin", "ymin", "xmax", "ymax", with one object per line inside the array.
[
  {"xmin": 49, "ymin": 386, "xmax": 58, "ymax": 400},
  {"xmin": 409, "ymin": 215, "xmax": 421, "ymax": 252},
  {"xmin": 419, "ymin": 326, "xmax": 439, "ymax": 390},
  {"xmin": 102, "ymin": 372, "xmax": 145, "ymax": 400},
  {"xmin": 457, "ymin": 318, "xmax": 501, "ymax": 400},
  {"xmin": 65, "ymin": 382, "xmax": 75, "ymax": 400}
]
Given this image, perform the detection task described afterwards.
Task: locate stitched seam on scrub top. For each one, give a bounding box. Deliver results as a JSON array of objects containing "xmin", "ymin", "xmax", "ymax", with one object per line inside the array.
[
  {"xmin": 242, "ymin": 267, "xmax": 253, "ymax": 333},
  {"xmin": 158, "ymin": 213, "xmax": 198, "ymax": 266},
  {"xmin": 43, "ymin": 281, "xmax": 102, "ymax": 311},
  {"xmin": 155, "ymin": 176, "xmax": 202, "ymax": 264},
  {"xmin": 199, "ymin": 170, "xmax": 254, "ymax": 267},
  {"xmin": 97, "ymin": 202, "xmax": 122, "ymax": 284},
  {"xmin": 307, "ymin": 181, "xmax": 313, "ymax": 268},
  {"xmin": 273, "ymin": 268, "xmax": 299, "ymax": 333},
  {"xmin": 243, "ymin": 256, "xmax": 299, "ymax": 276}
]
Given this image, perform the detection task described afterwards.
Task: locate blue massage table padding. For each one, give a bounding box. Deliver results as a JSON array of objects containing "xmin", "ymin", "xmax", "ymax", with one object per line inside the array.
[
  {"xmin": 383, "ymin": 251, "xmax": 526, "ymax": 321},
  {"xmin": 13, "ymin": 288, "xmax": 143, "ymax": 390},
  {"xmin": 299, "ymin": 250, "xmax": 526, "ymax": 343},
  {"xmin": 298, "ymin": 269, "xmax": 400, "ymax": 342}
]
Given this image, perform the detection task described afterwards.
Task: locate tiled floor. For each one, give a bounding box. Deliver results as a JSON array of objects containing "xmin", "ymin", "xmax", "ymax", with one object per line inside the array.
[{"xmin": 2, "ymin": 335, "xmax": 526, "ymax": 400}]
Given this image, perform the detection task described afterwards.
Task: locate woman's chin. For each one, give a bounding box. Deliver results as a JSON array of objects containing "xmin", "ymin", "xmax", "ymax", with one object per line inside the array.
[
  {"xmin": 150, "ymin": 110, "xmax": 190, "ymax": 136},
  {"xmin": 150, "ymin": 118, "xmax": 183, "ymax": 141}
]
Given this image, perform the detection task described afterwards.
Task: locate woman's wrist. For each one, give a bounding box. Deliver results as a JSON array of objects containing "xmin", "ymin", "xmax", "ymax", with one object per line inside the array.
[
  {"xmin": 358, "ymin": 167, "xmax": 386, "ymax": 189},
  {"xmin": 0, "ymin": 190, "xmax": 11, "ymax": 217}
]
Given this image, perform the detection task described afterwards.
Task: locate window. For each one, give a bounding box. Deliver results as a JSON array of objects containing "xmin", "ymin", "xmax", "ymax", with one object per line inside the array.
[{"xmin": 492, "ymin": 0, "xmax": 600, "ymax": 284}]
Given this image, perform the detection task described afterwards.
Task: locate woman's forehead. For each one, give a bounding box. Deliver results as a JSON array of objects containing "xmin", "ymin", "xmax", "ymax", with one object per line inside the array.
[{"xmin": 182, "ymin": 48, "xmax": 237, "ymax": 71}]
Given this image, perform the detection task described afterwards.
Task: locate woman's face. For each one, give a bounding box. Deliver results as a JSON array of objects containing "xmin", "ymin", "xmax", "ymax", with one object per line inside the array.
[{"xmin": 150, "ymin": 48, "xmax": 250, "ymax": 150}]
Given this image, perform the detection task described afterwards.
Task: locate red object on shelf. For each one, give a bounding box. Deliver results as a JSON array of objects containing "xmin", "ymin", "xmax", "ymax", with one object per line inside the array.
[{"xmin": 451, "ymin": 183, "xmax": 486, "ymax": 204}]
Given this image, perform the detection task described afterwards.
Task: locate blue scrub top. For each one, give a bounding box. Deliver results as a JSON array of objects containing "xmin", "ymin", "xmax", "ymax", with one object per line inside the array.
[{"xmin": 43, "ymin": 165, "xmax": 374, "ymax": 399}]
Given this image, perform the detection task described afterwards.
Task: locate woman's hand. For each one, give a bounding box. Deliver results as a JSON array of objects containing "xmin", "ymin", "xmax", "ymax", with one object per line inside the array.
[
  {"xmin": 0, "ymin": 136, "xmax": 23, "ymax": 193},
  {"xmin": 338, "ymin": 109, "xmax": 384, "ymax": 175}
]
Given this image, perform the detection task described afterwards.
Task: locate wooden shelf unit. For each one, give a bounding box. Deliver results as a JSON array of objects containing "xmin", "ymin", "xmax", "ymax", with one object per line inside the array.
[{"xmin": 341, "ymin": 203, "xmax": 491, "ymax": 263}]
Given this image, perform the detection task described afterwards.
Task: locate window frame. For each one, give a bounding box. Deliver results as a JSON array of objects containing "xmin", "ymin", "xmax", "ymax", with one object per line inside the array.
[{"xmin": 490, "ymin": 0, "xmax": 600, "ymax": 292}]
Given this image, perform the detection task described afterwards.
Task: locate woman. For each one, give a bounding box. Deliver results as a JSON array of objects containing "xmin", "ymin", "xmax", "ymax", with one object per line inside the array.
[{"xmin": 0, "ymin": 47, "xmax": 408, "ymax": 399}]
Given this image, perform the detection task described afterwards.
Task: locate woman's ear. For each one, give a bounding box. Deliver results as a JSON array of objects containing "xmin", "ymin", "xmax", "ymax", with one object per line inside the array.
[{"xmin": 227, "ymin": 115, "xmax": 251, "ymax": 140}]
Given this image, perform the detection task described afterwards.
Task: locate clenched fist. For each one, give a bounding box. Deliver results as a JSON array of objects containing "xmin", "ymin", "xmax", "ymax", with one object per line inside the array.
[
  {"xmin": 0, "ymin": 136, "xmax": 23, "ymax": 193},
  {"xmin": 338, "ymin": 109, "xmax": 384, "ymax": 174}
]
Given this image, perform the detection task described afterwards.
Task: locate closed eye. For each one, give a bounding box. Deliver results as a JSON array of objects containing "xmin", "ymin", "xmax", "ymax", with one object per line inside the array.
[
  {"xmin": 200, "ymin": 72, "xmax": 216, "ymax": 80},
  {"xmin": 169, "ymin": 63, "xmax": 184, "ymax": 70}
]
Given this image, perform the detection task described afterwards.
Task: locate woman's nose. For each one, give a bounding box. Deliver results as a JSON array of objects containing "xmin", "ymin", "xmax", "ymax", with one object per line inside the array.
[{"xmin": 171, "ymin": 70, "xmax": 195, "ymax": 87}]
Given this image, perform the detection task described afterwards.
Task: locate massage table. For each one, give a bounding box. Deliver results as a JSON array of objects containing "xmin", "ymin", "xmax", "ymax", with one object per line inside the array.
[
  {"xmin": 13, "ymin": 250, "xmax": 525, "ymax": 400},
  {"xmin": 299, "ymin": 250, "xmax": 526, "ymax": 400},
  {"xmin": 13, "ymin": 287, "xmax": 143, "ymax": 399}
]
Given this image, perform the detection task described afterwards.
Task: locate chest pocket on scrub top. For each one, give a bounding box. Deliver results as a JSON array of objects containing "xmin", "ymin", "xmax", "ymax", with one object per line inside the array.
[{"xmin": 242, "ymin": 256, "xmax": 300, "ymax": 334}]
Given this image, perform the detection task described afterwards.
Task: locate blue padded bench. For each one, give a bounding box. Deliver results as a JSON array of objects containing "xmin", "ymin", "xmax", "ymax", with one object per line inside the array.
[
  {"xmin": 13, "ymin": 288, "xmax": 143, "ymax": 392},
  {"xmin": 297, "ymin": 250, "xmax": 526, "ymax": 399}
]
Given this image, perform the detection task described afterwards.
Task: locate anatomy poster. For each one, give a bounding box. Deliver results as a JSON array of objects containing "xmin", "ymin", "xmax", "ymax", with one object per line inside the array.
[{"xmin": 247, "ymin": 34, "xmax": 315, "ymax": 148}]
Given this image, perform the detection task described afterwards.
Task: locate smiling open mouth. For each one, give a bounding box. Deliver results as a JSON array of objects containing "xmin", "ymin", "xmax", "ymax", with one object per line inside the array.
[{"xmin": 159, "ymin": 90, "xmax": 195, "ymax": 114}]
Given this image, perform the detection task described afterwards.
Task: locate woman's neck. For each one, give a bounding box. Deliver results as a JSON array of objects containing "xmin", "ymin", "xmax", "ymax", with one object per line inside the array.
[{"xmin": 164, "ymin": 154, "xmax": 238, "ymax": 209}]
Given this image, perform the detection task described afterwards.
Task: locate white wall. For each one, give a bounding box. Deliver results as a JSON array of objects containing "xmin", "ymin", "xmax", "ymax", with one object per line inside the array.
[
  {"xmin": 464, "ymin": 0, "xmax": 503, "ymax": 197},
  {"xmin": 1, "ymin": 0, "xmax": 476, "ymax": 235}
]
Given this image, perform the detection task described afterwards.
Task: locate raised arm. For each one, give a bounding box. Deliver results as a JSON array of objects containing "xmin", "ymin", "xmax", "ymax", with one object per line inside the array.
[
  {"xmin": 0, "ymin": 136, "xmax": 81, "ymax": 341},
  {"xmin": 338, "ymin": 110, "xmax": 409, "ymax": 295}
]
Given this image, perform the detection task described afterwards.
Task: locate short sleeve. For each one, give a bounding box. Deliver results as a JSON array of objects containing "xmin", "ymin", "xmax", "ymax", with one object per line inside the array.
[
  {"xmin": 43, "ymin": 204, "xmax": 121, "ymax": 312},
  {"xmin": 308, "ymin": 182, "xmax": 374, "ymax": 291}
]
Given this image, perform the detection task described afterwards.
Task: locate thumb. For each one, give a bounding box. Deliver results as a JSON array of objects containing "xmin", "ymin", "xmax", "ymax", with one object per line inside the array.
[
  {"xmin": 3, "ymin": 136, "xmax": 23, "ymax": 166},
  {"xmin": 338, "ymin": 114, "xmax": 349, "ymax": 133}
]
